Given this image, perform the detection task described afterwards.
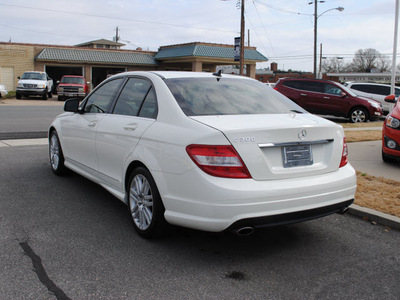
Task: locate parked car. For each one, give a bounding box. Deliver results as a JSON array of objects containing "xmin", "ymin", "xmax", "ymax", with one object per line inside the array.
[
  {"xmin": 274, "ymin": 78, "xmax": 383, "ymax": 123},
  {"xmin": 0, "ymin": 84, "xmax": 8, "ymax": 98},
  {"xmin": 344, "ymin": 82, "xmax": 400, "ymax": 114},
  {"xmin": 49, "ymin": 71, "xmax": 356, "ymax": 237},
  {"xmin": 16, "ymin": 71, "xmax": 53, "ymax": 100},
  {"xmin": 382, "ymin": 95, "xmax": 400, "ymax": 163},
  {"xmin": 57, "ymin": 75, "xmax": 89, "ymax": 101}
]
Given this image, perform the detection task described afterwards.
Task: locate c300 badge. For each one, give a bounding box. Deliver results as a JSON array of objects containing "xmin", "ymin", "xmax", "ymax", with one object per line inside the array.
[{"xmin": 298, "ymin": 129, "xmax": 307, "ymax": 140}]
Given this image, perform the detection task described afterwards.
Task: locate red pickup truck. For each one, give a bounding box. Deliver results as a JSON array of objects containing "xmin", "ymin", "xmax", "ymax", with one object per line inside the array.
[{"xmin": 57, "ymin": 75, "xmax": 89, "ymax": 101}]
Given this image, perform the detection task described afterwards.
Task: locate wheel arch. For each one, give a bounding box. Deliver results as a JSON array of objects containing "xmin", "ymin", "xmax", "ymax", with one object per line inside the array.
[{"xmin": 124, "ymin": 160, "xmax": 148, "ymax": 192}]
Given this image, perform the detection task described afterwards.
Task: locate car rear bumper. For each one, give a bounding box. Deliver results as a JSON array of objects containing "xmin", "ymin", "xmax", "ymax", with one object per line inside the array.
[{"xmin": 155, "ymin": 163, "xmax": 357, "ymax": 232}]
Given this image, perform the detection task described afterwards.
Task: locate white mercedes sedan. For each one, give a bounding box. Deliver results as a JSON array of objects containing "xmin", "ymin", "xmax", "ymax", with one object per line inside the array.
[{"xmin": 49, "ymin": 71, "xmax": 356, "ymax": 237}]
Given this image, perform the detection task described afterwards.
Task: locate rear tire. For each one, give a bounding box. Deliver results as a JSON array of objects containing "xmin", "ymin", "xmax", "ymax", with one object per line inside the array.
[
  {"xmin": 349, "ymin": 107, "xmax": 368, "ymax": 123},
  {"xmin": 128, "ymin": 167, "xmax": 167, "ymax": 238}
]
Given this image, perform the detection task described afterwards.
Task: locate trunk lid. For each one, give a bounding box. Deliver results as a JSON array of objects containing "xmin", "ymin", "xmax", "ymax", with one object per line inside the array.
[{"xmin": 190, "ymin": 113, "xmax": 345, "ymax": 180}]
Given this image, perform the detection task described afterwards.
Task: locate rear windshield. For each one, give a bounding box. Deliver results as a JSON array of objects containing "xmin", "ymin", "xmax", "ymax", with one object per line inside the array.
[
  {"xmin": 61, "ymin": 77, "xmax": 85, "ymax": 84},
  {"xmin": 164, "ymin": 77, "xmax": 305, "ymax": 116}
]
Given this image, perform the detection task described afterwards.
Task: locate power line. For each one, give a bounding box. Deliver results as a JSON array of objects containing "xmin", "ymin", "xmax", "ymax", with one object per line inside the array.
[{"xmin": 0, "ymin": 3, "xmax": 236, "ymax": 34}]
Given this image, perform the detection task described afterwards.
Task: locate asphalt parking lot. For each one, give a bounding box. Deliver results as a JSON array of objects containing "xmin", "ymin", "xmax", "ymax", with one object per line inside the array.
[{"xmin": 0, "ymin": 144, "xmax": 399, "ymax": 299}]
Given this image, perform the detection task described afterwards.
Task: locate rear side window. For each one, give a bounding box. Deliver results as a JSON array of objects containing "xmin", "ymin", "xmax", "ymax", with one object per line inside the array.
[
  {"xmin": 351, "ymin": 84, "xmax": 369, "ymax": 93},
  {"xmin": 165, "ymin": 77, "xmax": 306, "ymax": 116},
  {"xmin": 283, "ymin": 80, "xmax": 324, "ymax": 93},
  {"xmin": 113, "ymin": 77, "xmax": 158, "ymax": 119},
  {"xmin": 352, "ymin": 84, "xmax": 390, "ymax": 96}
]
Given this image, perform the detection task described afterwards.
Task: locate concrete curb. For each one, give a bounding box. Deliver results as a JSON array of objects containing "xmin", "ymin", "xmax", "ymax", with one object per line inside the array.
[
  {"xmin": 348, "ymin": 204, "xmax": 400, "ymax": 230},
  {"xmin": 0, "ymin": 138, "xmax": 48, "ymax": 147}
]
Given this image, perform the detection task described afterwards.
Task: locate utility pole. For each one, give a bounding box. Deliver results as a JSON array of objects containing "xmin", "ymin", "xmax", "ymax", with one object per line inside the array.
[
  {"xmin": 239, "ymin": 0, "xmax": 245, "ymax": 75},
  {"xmin": 115, "ymin": 26, "xmax": 120, "ymax": 42},
  {"xmin": 391, "ymin": 0, "xmax": 399, "ymax": 98},
  {"xmin": 313, "ymin": 1, "xmax": 318, "ymax": 78}
]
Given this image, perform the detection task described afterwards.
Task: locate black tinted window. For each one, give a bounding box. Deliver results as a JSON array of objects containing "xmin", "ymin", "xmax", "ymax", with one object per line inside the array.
[
  {"xmin": 283, "ymin": 80, "xmax": 324, "ymax": 93},
  {"xmin": 352, "ymin": 84, "xmax": 390, "ymax": 96},
  {"xmin": 138, "ymin": 87, "xmax": 158, "ymax": 118},
  {"xmin": 113, "ymin": 78, "xmax": 153, "ymax": 117},
  {"xmin": 165, "ymin": 78, "xmax": 306, "ymax": 116},
  {"xmin": 84, "ymin": 78, "xmax": 123, "ymax": 113}
]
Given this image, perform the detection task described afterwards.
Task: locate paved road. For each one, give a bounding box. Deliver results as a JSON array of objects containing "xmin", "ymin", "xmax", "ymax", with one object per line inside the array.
[
  {"xmin": 0, "ymin": 105, "xmax": 63, "ymax": 139},
  {"xmin": 1, "ymin": 145, "xmax": 400, "ymax": 299},
  {"xmin": 348, "ymin": 140, "xmax": 400, "ymax": 181}
]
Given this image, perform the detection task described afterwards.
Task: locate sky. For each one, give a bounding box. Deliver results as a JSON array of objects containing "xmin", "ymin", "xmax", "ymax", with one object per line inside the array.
[{"xmin": 0, "ymin": 0, "xmax": 397, "ymax": 72}]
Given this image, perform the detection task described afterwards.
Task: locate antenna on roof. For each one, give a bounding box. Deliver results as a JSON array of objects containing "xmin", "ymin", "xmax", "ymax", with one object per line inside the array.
[{"xmin": 212, "ymin": 70, "xmax": 222, "ymax": 77}]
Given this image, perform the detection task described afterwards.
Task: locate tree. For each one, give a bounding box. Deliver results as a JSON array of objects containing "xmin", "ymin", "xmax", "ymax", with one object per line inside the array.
[
  {"xmin": 322, "ymin": 57, "xmax": 350, "ymax": 73},
  {"xmin": 349, "ymin": 48, "xmax": 391, "ymax": 72}
]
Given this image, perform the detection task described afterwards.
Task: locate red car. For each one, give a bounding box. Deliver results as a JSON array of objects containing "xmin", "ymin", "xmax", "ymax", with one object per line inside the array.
[
  {"xmin": 274, "ymin": 78, "xmax": 383, "ymax": 123},
  {"xmin": 382, "ymin": 95, "xmax": 400, "ymax": 162},
  {"xmin": 57, "ymin": 75, "xmax": 89, "ymax": 101}
]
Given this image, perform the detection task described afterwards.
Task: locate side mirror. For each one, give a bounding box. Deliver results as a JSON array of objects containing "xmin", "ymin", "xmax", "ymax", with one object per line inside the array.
[
  {"xmin": 64, "ymin": 98, "xmax": 81, "ymax": 113},
  {"xmin": 57, "ymin": 80, "xmax": 60, "ymax": 84},
  {"xmin": 384, "ymin": 95, "xmax": 397, "ymax": 103},
  {"xmin": 17, "ymin": 76, "xmax": 20, "ymax": 79},
  {"xmin": 340, "ymin": 92, "xmax": 347, "ymax": 98}
]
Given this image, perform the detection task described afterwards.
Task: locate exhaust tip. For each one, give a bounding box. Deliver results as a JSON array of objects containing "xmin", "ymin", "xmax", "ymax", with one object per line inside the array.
[
  {"xmin": 338, "ymin": 207, "xmax": 349, "ymax": 215},
  {"xmin": 235, "ymin": 226, "xmax": 255, "ymax": 236}
]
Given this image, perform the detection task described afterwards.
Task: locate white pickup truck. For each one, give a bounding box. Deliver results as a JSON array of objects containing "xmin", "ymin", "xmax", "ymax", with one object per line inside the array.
[{"xmin": 16, "ymin": 71, "xmax": 53, "ymax": 100}]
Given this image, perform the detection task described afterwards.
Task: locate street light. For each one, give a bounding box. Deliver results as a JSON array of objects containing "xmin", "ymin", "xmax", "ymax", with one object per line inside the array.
[{"xmin": 310, "ymin": 1, "xmax": 344, "ymax": 78}]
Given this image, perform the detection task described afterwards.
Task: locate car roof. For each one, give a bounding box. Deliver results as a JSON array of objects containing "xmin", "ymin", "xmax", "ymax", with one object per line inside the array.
[
  {"xmin": 61, "ymin": 75, "xmax": 84, "ymax": 77},
  {"xmin": 347, "ymin": 82, "xmax": 394, "ymax": 87},
  {"xmin": 278, "ymin": 77, "xmax": 335, "ymax": 84},
  {"xmin": 110, "ymin": 70, "xmax": 251, "ymax": 80}
]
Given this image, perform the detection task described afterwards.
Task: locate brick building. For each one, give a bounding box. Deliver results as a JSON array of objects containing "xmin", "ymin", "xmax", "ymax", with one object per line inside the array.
[{"xmin": 0, "ymin": 40, "xmax": 267, "ymax": 92}]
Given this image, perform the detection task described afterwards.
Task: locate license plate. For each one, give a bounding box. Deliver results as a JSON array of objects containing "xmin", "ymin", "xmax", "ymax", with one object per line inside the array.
[{"xmin": 282, "ymin": 145, "xmax": 313, "ymax": 168}]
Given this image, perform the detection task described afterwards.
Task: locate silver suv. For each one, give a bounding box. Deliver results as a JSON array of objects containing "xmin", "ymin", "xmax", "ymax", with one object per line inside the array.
[{"xmin": 344, "ymin": 82, "xmax": 400, "ymax": 113}]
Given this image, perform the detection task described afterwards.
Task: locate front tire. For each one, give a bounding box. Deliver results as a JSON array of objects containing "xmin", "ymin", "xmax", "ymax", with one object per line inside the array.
[
  {"xmin": 16, "ymin": 92, "xmax": 21, "ymax": 99},
  {"xmin": 128, "ymin": 167, "xmax": 167, "ymax": 238},
  {"xmin": 349, "ymin": 107, "xmax": 368, "ymax": 123},
  {"xmin": 49, "ymin": 131, "xmax": 66, "ymax": 175},
  {"xmin": 42, "ymin": 89, "xmax": 48, "ymax": 100},
  {"xmin": 48, "ymin": 88, "xmax": 53, "ymax": 98}
]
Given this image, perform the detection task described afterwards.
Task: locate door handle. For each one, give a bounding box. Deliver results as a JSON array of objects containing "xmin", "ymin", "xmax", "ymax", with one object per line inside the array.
[
  {"xmin": 88, "ymin": 121, "xmax": 97, "ymax": 128},
  {"xmin": 323, "ymin": 97, "xmax": 330, "ymax": 99},
  {"xmin": 300, "ymin": 93, "xmax": 307, "ymax": 96},
  {"xmin": 124, "ymin": 123, "xmax": 138, "ymax": 131}
]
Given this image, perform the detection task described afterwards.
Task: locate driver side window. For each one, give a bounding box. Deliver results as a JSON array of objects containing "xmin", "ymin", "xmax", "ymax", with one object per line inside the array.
[{"xmin": 84, "ymin": 78, "xmax": 123, "ymax": 113}]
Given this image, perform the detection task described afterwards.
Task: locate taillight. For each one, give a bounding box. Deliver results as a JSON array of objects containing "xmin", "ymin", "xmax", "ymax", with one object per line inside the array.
[
  {"xmin": 339, "ymin": 138, "xmax": 348, "ymax": 168},
  {"xmin": 186, "ymin": 144, "xmax": 251, "ymax": 178}
]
